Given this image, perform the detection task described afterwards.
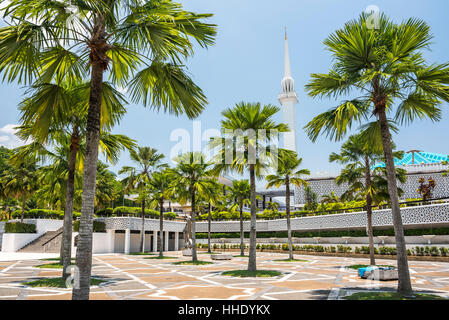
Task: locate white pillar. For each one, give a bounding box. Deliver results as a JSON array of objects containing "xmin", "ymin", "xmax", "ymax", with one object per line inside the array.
[
  {"xmin": 152, "ymin": 230, "xmax": 157, "ymax": 252},
  {"xmin": 164, "ymin": 231, "xmax": 169, "ymax": 251},
  {"xmin": 124, "ymin": 229, "xmax": 130, "ymax": 254},
  {"xmin": 107, "ymin": 230, "xmax": 115, "ymax": 253},
  {"xmin": 174, "ymin": 232, "xmax": 179, "ymax": 251}
]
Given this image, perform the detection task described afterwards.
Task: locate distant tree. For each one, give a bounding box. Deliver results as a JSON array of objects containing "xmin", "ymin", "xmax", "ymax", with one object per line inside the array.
[
  {"xmin": 417, "ymin": 177, "xmax": 437, "ymax": 201},
  {"xmin": 304, "ymin": 186, "xmax": 318, "ymax": 212}
]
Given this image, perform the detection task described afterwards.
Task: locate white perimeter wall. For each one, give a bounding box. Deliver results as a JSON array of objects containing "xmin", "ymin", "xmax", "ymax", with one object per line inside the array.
[{"xmin": 1, "ymin": 233, "xmax": 43, "ymax": 252}]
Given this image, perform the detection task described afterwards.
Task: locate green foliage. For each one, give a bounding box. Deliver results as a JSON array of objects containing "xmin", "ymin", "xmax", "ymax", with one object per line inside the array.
[
  {"xmin": 221, "ymin": 270, "xmax": 282, "ymax": 277},
  {"xmin": 196, "ymin": 227, "xmax": 449, "ymax": 239},
  {"xmin": 11, "ymin": 209, "xmax": 80, "ymax": 220},
  {"xmin": 343, "ymin": 292, "xmax": 446, "ymax": 300},
  {"xmin": 73, "ymin": 220, "xmax": 106, "ymax": 233},
  {"xmin": 5, "ymin": 222, "xmax": 36, "ymax": 233}
]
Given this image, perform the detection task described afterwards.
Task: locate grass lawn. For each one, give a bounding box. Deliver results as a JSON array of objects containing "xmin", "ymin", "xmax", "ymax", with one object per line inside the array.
[
  {"xmin": 233, "ymin": 255, "xmax": 249, "ymax": 258},
  {"xmin": 40, "ymin": 258, "xmax": 75, "ymax": 262},
  {"xmin": 343, "ymin": 291, "xmax": 447, "ymax": 300},
  {"xmin": 221, "ymin": 270, "xmax": 282, "ymax": 278},
  {"xmin": 272, "ymin": 258, "xmax": 308, "ymax": 262},
  {"xmin": 173, "ymin": 261, "xmax": 213, "ymax": 265},
  {"xmin": 24, "ymin": 277, "xmax": 106, "ymax": 288},
  {"xmin": 144, "ymin": 256, "xmax": 176, "ymax": 260},
  {"xmin": 346, "ymin": 264, "xmax": 395, "ymax": 270},
  {"xmin": 34, "ymin": 263, "xmax": 73, "ymax": 269},
  {"xmin": 128, "ymin": 252, "xmax": 156, "ymax": 256}
]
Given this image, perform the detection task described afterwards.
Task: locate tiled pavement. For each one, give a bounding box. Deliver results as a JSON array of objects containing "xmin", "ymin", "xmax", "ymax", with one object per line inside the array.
[{"xmin": 1, "ymin": 252, "xmax": 449, "ymax": 300}]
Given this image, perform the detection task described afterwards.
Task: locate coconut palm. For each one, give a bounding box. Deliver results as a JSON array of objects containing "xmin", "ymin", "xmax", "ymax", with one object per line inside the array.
[
  {"xmin": 0, "ymin": 0, "xmax": 216, "ymax": 300},
  {"xmin": 330, "ymin": 129, "xmax": 403, "ymax": 265},
  {"xmin": 196, "ymin": 181, "xmax": 223, "ymax": 254},
  {"xmin": 265, "ymin": 149, "xmax": 310, "ymax": 260},
  {"xmin": 146, "ymin": 169, "xmax": 174, "ymax": 257},
  {"xmin": 320, "ymin": 191, "xmax": 340, "ymax": 205},
  {"xmin": 227, "ymin": 179, "xmax": 251, "ymax": 256},
  {"xmin": 210, "ymin": 102, "xmax": 288, "ymax": 271},
  {"xmin": 16, "ymin": 80, "xmax": 134, "ymax": 281},
  {"xmin": 170, "ymin": 152, "xmax": 217, "ymax": 262},
  {"xmin": 304, "ymin": 13, "xmax": 449, "ymax": 295},
  {"xmin": 119, "ymin": 147, "xmax": 165, "ymax": 253}
]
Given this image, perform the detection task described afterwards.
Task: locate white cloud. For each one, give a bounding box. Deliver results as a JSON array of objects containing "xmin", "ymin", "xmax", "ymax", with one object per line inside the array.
[{"xmin": 0, "ymin": 124, "xmax": 28, "ymax": 149}]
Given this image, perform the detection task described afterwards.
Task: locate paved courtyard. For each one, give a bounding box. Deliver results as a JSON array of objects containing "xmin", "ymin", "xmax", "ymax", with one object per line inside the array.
[{"xmin": 0, "ymin": 251, "xmax": 449, "ymax": 300}]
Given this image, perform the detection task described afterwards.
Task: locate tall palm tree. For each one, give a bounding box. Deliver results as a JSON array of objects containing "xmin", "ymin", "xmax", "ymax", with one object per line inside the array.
[
  {"xmin": 16, "ymin": 80, "xmax": 134, "ymax": 281},
  {"xmin": 196, "ymin": 181, "xmax": 223, "ymax": 254},
  {"xmin": 119, "ymin": 147, "xmax": 165, "ymax": 253},
  {"xmin": 0, "ymin": 0, "xmax": 216, "ymax": 300},
  {"xmin": 304, "ymin": 13, "xmax": 449, "ymax": 296},
  {"xmin": 266, "ymin": 149, "xmax": 310, "ymax": 260},
  {"xmin": 330, "ymin": 130, "xmax": 402, "ymax": 266},
  {"xmin": 147, "ymin": 169, "xmax": 173, "ymax": 257},
  {"xmin": 227, "ymin": 180, "xmax": 251, "ymax": 256},
  {"xmin": 210, "ymin": 102, "xmax": 288, "ymax": 271},
  {"xmin": 170, "ymin": 152, "xmax": 217, "ymax": 262}
]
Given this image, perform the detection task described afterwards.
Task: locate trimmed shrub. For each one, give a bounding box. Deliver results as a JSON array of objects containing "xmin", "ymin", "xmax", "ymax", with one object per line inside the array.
[
  {"xmin": 73, "ymin": 220, "xmax": 106, "ymax": 233},
  {"xmin": 5, "ymin": 222, "xmax": 36, "ymax": 233}
]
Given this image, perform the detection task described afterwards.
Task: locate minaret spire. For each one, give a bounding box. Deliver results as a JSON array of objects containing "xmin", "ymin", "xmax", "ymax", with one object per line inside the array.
[{"xmin": 278, "ymin": 27, "xmax": 298, "ymax": 152}]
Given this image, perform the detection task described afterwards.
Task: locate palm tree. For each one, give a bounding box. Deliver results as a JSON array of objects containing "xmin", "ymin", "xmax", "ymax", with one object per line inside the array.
[
  {"xmin": 196, "ymin": 182, "xmax": 223, "ymax": 254},
  {"xmin": 227, "ymin": 180, "xmax": 251, "ymax": 256},
  {"xmin": 210, "ymin": 102, "xmax": 288, "ymax": 272},
  {"xmin": 0, "ymin": 0, "xmax": 216, "ymax": 300},
  {"xmin": 329, "ymin": 130, "xmax": 399, "ymax": 265},
  {"xmin": 119, "ymin": 147, "xmax": 165, "ymax": 253},
  {"xmin": 146, "ymin": 169, "xmax": 174, "ymax": 257},
  {"xmin": 320, "ymin": 191, "xmax": 340, "ymax": 205},
  {"xmin": 170, "ymin": 152, "xmax": 217, "ymax": 262},
  {"xmin": 304, "ymin": 13, "xmax": 449, "ymax": 296},
  {"xmin": 16, "ymin": 80, "xmax": 134, "ymax": 281},
  {"xmin": 1, "ymin": 154, "xmax": 38, "ymax": 222},
  {"xmin": 266, "ymin": 149, "xmax": 310, "ymax": 260}
]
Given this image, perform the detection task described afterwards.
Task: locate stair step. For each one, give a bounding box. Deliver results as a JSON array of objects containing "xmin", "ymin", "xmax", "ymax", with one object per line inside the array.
[{"xmin": 18, "ymin": 227, "xmax": 64, "ymax": 253}]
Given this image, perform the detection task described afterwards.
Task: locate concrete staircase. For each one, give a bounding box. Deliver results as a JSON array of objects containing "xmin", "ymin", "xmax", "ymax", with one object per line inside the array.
[{"xmin": 18, "ymin": 227, "xmax": 63, "ymax": 253}]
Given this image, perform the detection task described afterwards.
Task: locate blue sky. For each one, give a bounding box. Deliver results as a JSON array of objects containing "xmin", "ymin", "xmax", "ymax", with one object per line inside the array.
[{"xmin": 0, "ymin": 0, "xmax": 448, "ymax": 181}]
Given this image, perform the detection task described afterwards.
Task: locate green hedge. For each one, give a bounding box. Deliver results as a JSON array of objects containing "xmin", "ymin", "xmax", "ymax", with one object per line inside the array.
[
  {"xmin": 196, "ymin": 227, "xmax": 449, "ymax": 239},
  {"xmin": 73, "ymin": 220, "xmax": 106, "ymax": 233},
  {"xmin": 202, "ymin": 243, "xmax": 449, "ymax": 257},
  {"xmin": 12, "ymin": 209, "xmax": 81, "ymax": 220},
  {"xmin": 5, "ymin": 222, "xmax": 36, "ymax": 233}
]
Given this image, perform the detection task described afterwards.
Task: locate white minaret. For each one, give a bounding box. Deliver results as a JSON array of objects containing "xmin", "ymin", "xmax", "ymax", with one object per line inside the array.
[{"xmin": 278, "ymin": 28, "xmax": 298, "ymax": 152}]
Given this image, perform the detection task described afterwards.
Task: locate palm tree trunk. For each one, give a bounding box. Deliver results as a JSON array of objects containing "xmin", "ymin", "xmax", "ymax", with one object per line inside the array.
[
  {"xmin": 248, "ymin": 164, "xmax": 257, "ymax": 272},
  {"xmin": 207, "ymin": 203, "xmax": 211, "ymax": 254},
  {"xmin": 140, "ymin": 199, "xmax": 145, "ymax": 253},
  {"xmin": 286, "ymin": 177, "xmax": 293, "ymax": 260},
  {"xmin": 62, "ymin": 130, "xmax": 79, "ymax": 281},
  {"xmin": 159, "ymin": 199, "xmax": 164, "ymax": 257},
  {"xmin": 191, "ymin": 191, "xmax": 198, "ymax": 262},
  {"xmin": 364, "ymin": 155, "xmax": 375, "ymax": 266},
  {"xmin": 72, "ymin": 43, "xmax": 105, "ymax": 300},
  {"xmin": 378, "ymin": 108, "xmax": 412, "ymax": 296},
  {"xmin": 239, "ymin": 203, "xmax": 244, "ymax": 256}
]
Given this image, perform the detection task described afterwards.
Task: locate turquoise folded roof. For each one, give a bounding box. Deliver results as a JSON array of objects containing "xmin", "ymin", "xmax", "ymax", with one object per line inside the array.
[{"xmin": 373, "ymin": 151, "xmax": 448, "ymax": 169}]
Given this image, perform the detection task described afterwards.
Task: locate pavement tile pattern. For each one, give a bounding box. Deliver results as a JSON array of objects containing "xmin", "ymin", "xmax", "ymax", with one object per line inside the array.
[{"xmin": 0, "ymin": 252, "xmax": 448, "ymax": 300}]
